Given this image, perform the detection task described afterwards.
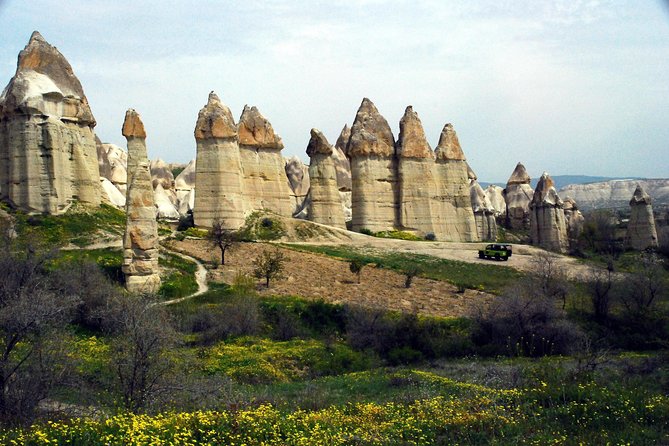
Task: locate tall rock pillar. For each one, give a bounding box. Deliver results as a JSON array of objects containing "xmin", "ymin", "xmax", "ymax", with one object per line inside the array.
[
  {"xmin": 470, "ymin": 179, "xmax": 498, "ymax": 241},
  {"xmin": 347, "ymin": 98, "xmax": 398, "ymax": 232},
  {"xmin": 529, "ymin": 172, "xmax": 568, "ymax": 253},
  {"xmin": 306, "ymin": 128, "xmax": 346, "ymax": 229},
  {"xmin": 433, "ymin": 124, "xmax": 478, "ymax": 241},
  {"xmin": 0, "ymin": 31, "xmax": 101, "ymax": 214},
  {"xmin": 625, "ymin": 185, "xmax": 658, "ymax": 250},
  {"xmin": 121, "ymin": 110, "xmax": 160, "ymax": 294},
  {"xmin": 238, "ymin": 105, "xmax": 293, "ymax": 217},
  {"xmin": 396, "ymin": 106, "xmax": 443, "ymax": 237},
  {"xmin": 193, "ymin": 92, "xmax": 246, "ymax": 229},
  {"xmin": 503, "ymin": 162, "xmax": 534, "ymax": 229}
]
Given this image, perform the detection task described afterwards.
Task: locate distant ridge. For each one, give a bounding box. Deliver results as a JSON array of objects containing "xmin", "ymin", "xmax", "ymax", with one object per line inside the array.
[{"xmin": 480, "ymin": 175, "xmax": 643, "ymax": 190}]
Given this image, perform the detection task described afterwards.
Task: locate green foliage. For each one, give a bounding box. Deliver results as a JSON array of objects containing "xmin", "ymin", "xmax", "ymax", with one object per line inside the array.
[
  {"xmin": 158, "ymin": 252, "xmax": 198, "ymax": 299},
  {"xmin": 48, "ymin": 248, "xmax": 124, "ymax": 284},
  {"xmin": 285, "ymin": 244, "xmax": 523, "ymax": 293},
  {"xmin": 182, "ymin": 227, "xmax": 208, "ymax": 238},
  {"xmin": 12, "ymin": 203, "xmax": 126, "ymax": 247},
  {"xmin": 253, "ymin": 248, "xmax": 286, "ymax": 287},
  {"xmin": 374, "ymin": 230, "xmax": 423, "ymax": 241},
  {"xmin": 238, "ymin": 211, "xmax": 286, "ymax": 241}
]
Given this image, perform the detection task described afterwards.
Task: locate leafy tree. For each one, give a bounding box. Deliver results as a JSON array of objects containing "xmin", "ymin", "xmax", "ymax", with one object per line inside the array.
[
  {"xmin": 253, "ymin": 248, "xmax": 286, "ymax": 288},
  {"xmin": 207, "ymin": 218, "xmax": 238, "ymax": 265}
]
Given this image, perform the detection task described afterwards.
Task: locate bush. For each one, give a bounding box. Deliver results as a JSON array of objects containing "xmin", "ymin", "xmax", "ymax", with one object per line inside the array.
[
  {"xmin": 238, "ymin": 212, "xmax": 286, "ymax": 241},
  {"xmin": 425, "ymin": 232, "xmax": 436, "ymax": 241},
  {"xmin": 177, "ymin": 212, "xmax": 194, "ymax": 231}
]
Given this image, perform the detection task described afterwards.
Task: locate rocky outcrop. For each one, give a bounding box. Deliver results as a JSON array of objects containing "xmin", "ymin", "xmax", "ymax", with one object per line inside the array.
[
  {"xmin": 470, "ymin": 180, "xmax": 497, "ymax": 241},
  {"xmin": 193, "ymin": 92, "xmax": 246, "ymax": 229},
  {"xmin": 333, "ymin": 124, "xmax": 353, "ymax": 191},
  {"xmin": 237, "ymin": 105, "xmax": 293, "ymax": 217},
  {"xmin": 305, "ymin": 129, "xmax": 346, "ymax": 229},
  {"xmin": 347, "ymin": 98, "xmax": 398, "ymax": 232},
  {"xmin": 485, "ymin": 185, "xmax": 506, "ymax": 216},
  {"xmin": 0, "ymin": 31, "xmax": 101, "ymax": 214},
  {"xmin": 122, "ymin": 111, "xmax": 160, "ymax": 294},
  {"xmin": 285, "ymin": 155, "xmax": 310, "ymax": 215},
  {"xmin": 504, "ymin": 162, "xmax": 534, "ymax": 229},
  {"xmin": 563, "ymin": 197, "xmax": 584, "ymax": 246},
  {"xmin": 103, "ymin": 143, "xmax": 128, "ymax": 194},
  {"xmin": 433, "ymin": 123, "xmax": 478, "ymax": 241},
  {"xmin": 150, "ymin": 158, "xmax": 175, "ymax": 190},
  {"xmin": 559, "ymin": 179, "xmax": 669, "ymax": 211},
  {"xmin": 175, "ymin": 158, "xmax": 195, "ymax": 190},
  {"xmin": 101, "ymin": 177, "xmax": 125, "ymax": 208},
  {"xmin": 396, "ymin": 106, "xmax": 443, "ymax": 237},
  {"xmin": 625, "ymin": 185, "xmax": 658, "ymax": 250},
  {"xmin": 154, "ymin": 183, "xmax": 180, "ymax": 220},
  {"xmin": 529, "ymin": 172, "xmax": 568, "ymax": 253}
]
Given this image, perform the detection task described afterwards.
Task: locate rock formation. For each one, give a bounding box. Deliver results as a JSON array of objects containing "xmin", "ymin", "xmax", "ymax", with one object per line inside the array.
[
  {"xmin": 122, "ymin": 110, "xmax": 160, "ymax": 294},
  {"xmin": 334, "ymin": 124, "xmax": 353, "ymax": 222},
  {"xmin": 103, "ymin": 143, "xmax": 128, "ymax": 194},
  {"xmin": 485, "ymin": 185, "xmax": 506, "ymax": 216},
  {"xmin": 285, "ymin": 155, "xmax": 310, "ymax": 215},
  {"xmin": 174, "ymin": 158, "xmax": 195, "ymax": 216},
  {"xmin": 154, "ymin": 183, "xmax": 180, "ymax": 220},
  {"xmin": 346, "ymin": 98, "xmax": 398, "ymax": 232},
  {"xmin": 562, "ymin": 197, "xmax": 584, "ymax": 246},
  {"xmin": 101, "ymin": 177, "xmax": 125, "ymax": 208},
  {"xmin": 625, "ymin": 185, "xmax": 658, "ymax": 250},
  {"xmin": 305, "ymin": 128, "xmax": 346, "ymax": 229},
  {"xmin": 193, "ymin": 92, "xmax": 246, "ymax": 229},
  {"xmin": 122, "ymin": 109, "xmax": 148, "ymax": 185},
  {"xmin": 433, "ymin": 123, "xmax": 478, "ymax": 241},
  {"xmin": 559, "ymin": 179, "xmax": 669, "ymax": 211},
  {"xmin": 150, "ymin": 158, "xmax": 175, "ymax": 190},
  {"xmin": 237, "ymin": 105, "xmax": 293, "ymax": 217},
  {"xmin": 504, "ymin": 162, "xmax": 534, "ymax": 229},
  {"xmin": 529, "ymin": 172, "xmax": 568, "ymax": 253},
  {"xmin": 0, "ymin": 31, "xmax": 101, "ymax": 214},
  {"xmin": 470, "ymin": 180, "xmax": 497, "ymax": 241},
  {"xmin": 396, "ymin": 106, "xmax": 443, "ymax": 237}
]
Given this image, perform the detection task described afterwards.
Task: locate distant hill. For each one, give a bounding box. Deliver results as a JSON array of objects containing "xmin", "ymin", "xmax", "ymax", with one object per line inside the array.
[{"xmin": 480, "ymin": 175, "xmax": 642, "ymax": 190}]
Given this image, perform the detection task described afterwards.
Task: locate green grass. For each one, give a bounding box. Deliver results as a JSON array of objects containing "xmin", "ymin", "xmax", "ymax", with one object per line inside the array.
[
  {"xmin": 238, "ymin": 211, "xmax": 286, "ymax": 241},
  {"xmin": 284, "ymin": 244, "xmax": 523, "ymax": 294},
  {"xmin": 13, "ymin": 203, "xmax": 126, "ymax": 247},
  {"xmin": 158, "ymin": 252, "xmax": 198, "ymax": 299},
  {"xmin": 48, "ymin": 248, "xmax": 124, "ymax": 283}
]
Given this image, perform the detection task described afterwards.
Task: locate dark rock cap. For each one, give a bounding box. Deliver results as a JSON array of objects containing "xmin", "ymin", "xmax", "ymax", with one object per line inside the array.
[{"xmin": 306, "ymin": 128, "xmax": 333, "ymax": 157}]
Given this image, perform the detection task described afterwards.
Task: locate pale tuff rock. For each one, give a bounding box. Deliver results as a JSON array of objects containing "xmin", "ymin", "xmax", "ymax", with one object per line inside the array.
[
  {"xmin": 122, "ymin": 161, "xmax": 161, "ymax": 294},
  {"xmin": 529, "ymin": 172, "xmax": 568, "ymax": 253},
  {"xmin": 96, "ymin": 136, "xmax": 111, "ymax": 180},
  {"xmin": 625, "ymin": 185, "xmax": 658, "ymax": 250},
  {"xmin": 174, "ymin": 159, "xmax": 195, "ymax": 190},
  {"xmin": 101, "ymin": 177, "xmax": 125, "ymax": 208},
  {"xmin": 154, "ymin": 183, "xmax": 180, "ymax": 220},
  {"xmin": 347, "ymin": 98, "xmax": 398, "ymax": 232},
  {"xmin": 470, "ymin": 180, "xmax": 497, "ymax": 241},
  {"xmin": 104, "ymin": 143, "xmax": 128, "ymax": 193},
  {"xmin": 466, "ymin": 162, "xmax": 477, "ymax": 181},
  {"xmin": 396, "ymin": 106, "xmax": 442, "ymax": 237},
  {"xmin": 123, "ymin": 109, "xmax": 149, "ymax": 185},
  {"xmin": 237, "ymin": 105, "xmax": 293, "ymax": 217},
  {"xmin": 177, "ymin": 189, "xmax": 195, "ymax": 216},
  {"xmin": 0, "ymin": 31, "xmax": 101, "ymax": 214},
  {"xmin": 485, "ymin": 185, "xmax": 506, "ymax": 216},
  {"xmin": 504, "ymin": 162, "xmax": 534, "ymax": 230},
  {"xmin": 433, "ymin": 123, "xmax": 478, "ymax": 242},
  {"xmin": 285, "ymin": 155, "xmax": 310, "ymax": 216},
  {"xmin": 562, "ymin": 197, "xmax": 584, "ymax": 245},
  {"xmin": 333, "ymin": 124, "xmax": 353, "ymax": 191},
  {"xmin": 559, "ymin": 179, "xmax": 669, "ymax": 211},
  {"xmin": 150, "ymin": 158, "xmax": 175, "ymax": 190},
  {"xmin": 306, "ymin": 129, "xmax": 346, "ymax": 229},
  {"xmin": 193, "ymin": 92, "xmax": 246, "ymax": 229}
]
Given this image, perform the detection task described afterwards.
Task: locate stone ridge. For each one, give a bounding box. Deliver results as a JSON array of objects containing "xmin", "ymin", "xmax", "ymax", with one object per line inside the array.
[
  {"xmin": 194, "ymin": 92, "xmax": 237, "ymax": 140},
  {"xmin": 238, "ymin": 105, "xmax": 283, "ymax": 149},
  {"xmin": 397, "ymin": 106, "xmax": 433, "ymax": 159},
  {"xmin": 507, "ymin": 162, "xmax": 531, "ymax": 185},
  {"xmin": 306, "ymin": 128, "xmax": 333, "ymax": 157},
  {"xmin": 434, "ymin": 123, "xmax": 465, "ymax": 161},
  {"xmin": 630, "ymin": 184, "xmax": 651, "ymax": 205},
  {"xmin": 122, "ymin": 109, "xmax": 146, "ymax": 138},
  {"xmin": 346, "ymin": 98, "xmax": 396, "ymax": 158}
]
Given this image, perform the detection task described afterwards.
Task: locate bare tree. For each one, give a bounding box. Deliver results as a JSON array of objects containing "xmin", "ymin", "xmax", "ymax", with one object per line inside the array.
[
  {"xmin": 404, "ymin": 265, "xmax": 421, "ymax": 288},
  {"xmin": 530, "ymin": 251, "xmax": 570, "ymax": 309},
  {"xmin": 619, "ymin": 252, "xmax": 667, "ymax": 315},
  {"xmin": 207, "ymin": 219, "xmax": 238, "ymax": 265},
  {"xmin": 587, "ymin": 264, "xmax": 615, "ymax": 321},
  {"xmin": 105, "ymin": 296, "xmax": 177, "ymax": 412},
  {"xmin": 349, "ymin": 259, "xmax": 365, "ymax": 284},
  {"xmin": 253, "ymin": 248, "xmax": 286, "ymax": 288}
]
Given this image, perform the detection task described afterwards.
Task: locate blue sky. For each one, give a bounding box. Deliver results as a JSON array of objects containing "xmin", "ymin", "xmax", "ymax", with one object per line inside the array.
[{"xmin": 1, "ymin": 0, "xmax": 668, "ymax": 182}]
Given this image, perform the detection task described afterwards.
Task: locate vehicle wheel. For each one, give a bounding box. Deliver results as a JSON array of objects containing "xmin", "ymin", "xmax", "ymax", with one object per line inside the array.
[
  {"xmin": 495, "ymin": 254, "xmax": 500, "ymax": 260},
  {"xmin": 479, "ymin": 252, "xmax": 484, "ymax": 259},
  {"xmin": 503, "ymin": 257, "xmax": 508, "ymax": 261}
]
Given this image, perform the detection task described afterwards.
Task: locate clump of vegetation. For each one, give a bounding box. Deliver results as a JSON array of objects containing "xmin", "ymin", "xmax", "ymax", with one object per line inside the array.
[
  {"xmin": 253, "ymin": 248, "xmax": 286, "ymax": 288},
  {"xmin": 158, "ymin": 252, "xmax": 198, "ymax": 299},
  {"xmin": 374, "ymin": 230, "xmax": 423, "ymax": 241},
  {"xmin": 424, "ymin": 232, "xmax": 436, "ymax": 241},
  {"xmin": 238, "ymin": 211, "xmax": 286, "ymax": 241},
  {"xmin": 349, "ymin": 258, "xmax": 366, "ymax": 284},
  {"xmin": 404, "ymin": 265, "xmax": 421, "ymax": 288}
]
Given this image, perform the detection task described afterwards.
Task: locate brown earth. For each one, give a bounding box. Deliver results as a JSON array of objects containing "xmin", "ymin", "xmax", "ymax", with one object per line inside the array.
[{"xmin": 166, "ymin": 238, "xmax": 493, "ymax": 318}]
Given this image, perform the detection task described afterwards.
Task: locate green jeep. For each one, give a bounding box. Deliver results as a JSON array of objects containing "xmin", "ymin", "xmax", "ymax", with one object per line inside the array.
[{"xmin": 478, "ymin": 244, "xmax": 512, "ymax": 261}]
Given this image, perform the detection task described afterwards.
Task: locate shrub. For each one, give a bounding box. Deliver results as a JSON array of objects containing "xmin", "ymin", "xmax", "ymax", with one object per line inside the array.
[
  {"xmin": 238, "ymin": 212, "xmax": 286, "ymax": 241},
  {"xmin": 177, "ymin": 212, "xmax": 194, "ymax": 231},
  {"xmin": 349, "ymin": 259, "xmax": 365, "ymax": 284},
  {"xmin": 404, "ymin": 265, "xmax": 421, "ymax": 288},
  {"xmin": 425, "ymin": 232, "xmax": 436, "ymax": 241},
  {"xmin": 253, "ymin": 248, "xmax": 286, "ymax": 288},
  {"xmin": 359, "ymin": 228, "xmax": 373, "ymax": 236}
]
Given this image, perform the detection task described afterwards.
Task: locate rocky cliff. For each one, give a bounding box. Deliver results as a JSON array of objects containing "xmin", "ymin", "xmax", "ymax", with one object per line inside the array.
[
  {"xmin": 625, "ymin": 185, "xmax": 658, "ymax": 250},
  {"xmin": 470, "ymin": 180, "xmax": 497, "ymax": 241},
  {"xmin": 529, "ymin": 172, "xmax": 568, "ymax": 253},
  {"xmin": 559, "ymin": 179, "xmax": 669, "ymax": 211},
  {"xmin": 0, "ymin": 31, "xmax": 101, "ymax": 214},
  {"xmin": 306, "ymin": 128, "xmax": 346, "ymax": 229}
]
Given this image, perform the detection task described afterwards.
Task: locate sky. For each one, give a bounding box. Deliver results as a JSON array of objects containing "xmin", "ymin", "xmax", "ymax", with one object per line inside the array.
[{"xmin": 1, "ymin": 0, "xmax": 668, "ymax": 183}]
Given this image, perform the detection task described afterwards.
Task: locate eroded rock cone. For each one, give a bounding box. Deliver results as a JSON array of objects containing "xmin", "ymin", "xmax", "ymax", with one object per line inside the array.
[
  {"xmin": 333, "ymin": 124, "xmax": 353, "ymax": 221},
  {"xmin": 0, "ymin": 31, "xmax": 101, "ymax": 213},
  {"xmin": 122, "ymin": 109, "xmax": 148, "ymax": 185},
  {"xmin": 529, "ymin": 172, "xmax": 568, "ymax": 253},
  {"xmin": 470, "ymin": 180, "xmax": 497, "ymax": 241},
  {"xmin": 504, "ymin": 162, "xmax": 534, "ymax": 230},
  {"xmin": 396, "ymin": 106, "xmax": 442, "ymax": 238},
  {"xmin": 625, "ymin": 185, "xmax": 658, "ymax": 250},
  {"xmin": 347, "ymin": 98, "xmax": 398, "ymax": 232},
  {"xmin": 150, "ymin": 158, "xmax": 175, "ymax": 190},
  {"xmin": 485, "ymin": 185, "xmax": 506, "ymax": 216},
  {"xmin": 433, "ymin": 123, "xmax": 478, "ymax": 241},
  {"xmin": 237, "ymin": 105, "xmax": 293, "ymax": 217},
  {"xmin": 306, "ymin": 129, "xmax": 346, "ymax": 229},
  {"xmin": 285, "ymin": 155, "xmax": 310, "ymax": 216},
  {"xmin": 193, "ymin": 92, "xmax": 245, "ymax": 228},
  {"xmin": 122, "ymin": 160, "xmax": 161, "ymax": 294},
  {"xmin": 563, "ymin": 197, "xmax": 584, "ymax": 247}
]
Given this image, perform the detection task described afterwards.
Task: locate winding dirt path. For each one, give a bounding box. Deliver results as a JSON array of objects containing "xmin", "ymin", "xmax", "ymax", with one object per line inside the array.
[{"xmin": 158, "ymin": 249, "xmax": 209, "ymax": 306}]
